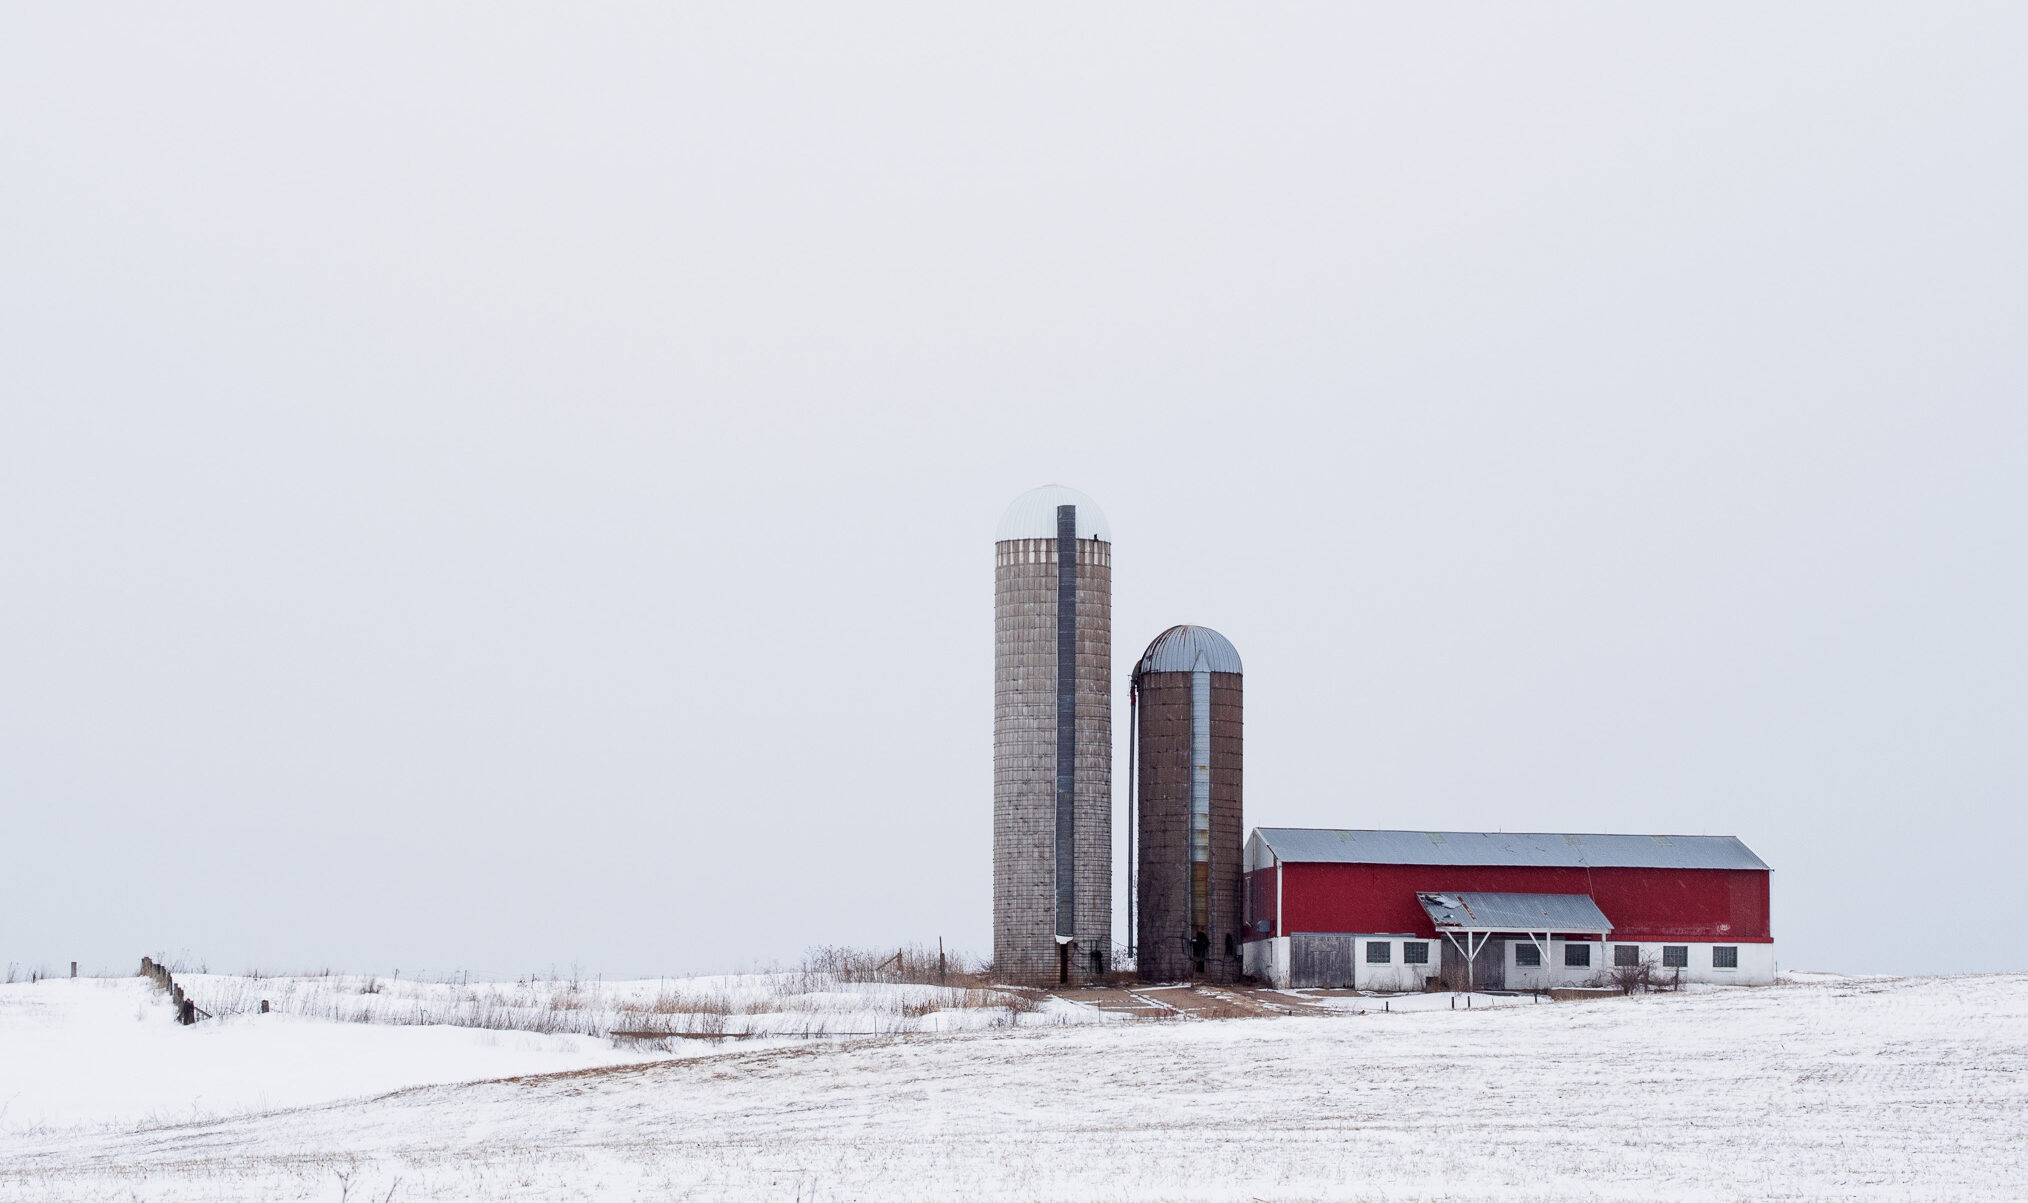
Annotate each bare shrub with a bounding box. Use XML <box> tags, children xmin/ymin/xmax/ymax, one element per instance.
<box><xmin>1000</xmin><ymin>988</ymin><xmax>1043</xmax><ymax>1016</ymax></box>
<box><xmin>897</xmin><ymin>996</ymin><xmax>943</xmax><ymax>1020</ymax></box>
<box><xmin>1605</xmin><ymin>955</ymin><xmax>1667</xmax><ymax>994</ymax></box>
<box><xmin>608</xmin><ymin>984</ymin><xmax>800</xmax><ymax>1037</ymax></box>
<box><xmin>801</xmin><ymin>944</ymin><xmax>977</xmax><ymax>986</ymax></box>
<box><xmin>642</xmin><ymin>991</ymin><xmax>713</xmax><ymax>1015</ymax></box>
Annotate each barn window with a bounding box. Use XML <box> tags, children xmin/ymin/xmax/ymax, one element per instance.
<box><xmin>1565</xmin><ymin>943</ymin><xmax>1591</xmax><ymax>968</ymax></box>
<box><xmin>1614</xmin><ymin>945</ymin><xmax>1640</xmax><ymax>967</ymax></box>
<box><xmin>1662</xmin><ymin>945</ymin><xmax>1689</xmax><ymax>968</ymax></box>
<box><xmin>1514</xmin><ymin>943</ymin><xmax>1542</xmax><ymax>967</ymax></box>
<box><xmin>1403</xmin><ymin>941</ymin><xmax>1429</xmax><ymax>965</ymax></box>
<box><xmin>1365</xmin><ymin>941</ymin><xmax>1392</xmax><ymax>964</ymax></box>
<box><xmin>1713</xmin><ymin>946</ymin><xmax>1738</xmax><ymax>969</ymax></box>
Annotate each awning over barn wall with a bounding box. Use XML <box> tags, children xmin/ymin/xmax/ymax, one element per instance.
<box><xmin>1418</xmin><ymin>891</ymin><xmax>1614</xmax><ymax>935</ymax></box>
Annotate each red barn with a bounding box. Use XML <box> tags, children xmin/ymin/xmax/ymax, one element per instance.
<box><xmin>1241</xmin><ymin>828</ymin><xmax>1774</xmax><ymax>990</ymax></box>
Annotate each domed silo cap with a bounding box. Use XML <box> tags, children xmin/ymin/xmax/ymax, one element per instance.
<box><xmin>996</xmin><ymin>484</ymin><xmax>1111</xmax><ymax>542</ymax></box>
<box><xmin>1136</xmin><ymin>625</ymin><xmax>1242</xmax><ymax>675</ymax></box>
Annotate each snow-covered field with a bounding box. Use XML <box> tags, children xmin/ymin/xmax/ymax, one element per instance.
<box><xmin>5</xmin><ymin>972</ymin><xmax>2026</xmax><ymax>1201</ymax></box>
<box><xmin>0</xmin><ymin>970</ymin><xmax>1090</xmax><ymax>1135</ymax></box>
<box><xmin>0</xmin><ymin>976</ymin><xmax>649</xmax><ymax>1135</ymax></box>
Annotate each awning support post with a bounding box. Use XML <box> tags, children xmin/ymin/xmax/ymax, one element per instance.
<box><xmin>1440</xmin><ymin>929</ymin><xmax>1493</xmax><ymax>994</ymax></box>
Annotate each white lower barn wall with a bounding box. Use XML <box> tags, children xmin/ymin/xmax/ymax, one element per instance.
<box><xmin>1353</xmin><ymin>936</ymin><xmax>1442</xmax><ymax>992</ymax></box>
<box><xmin>1502</xmin><ymin>938</ymin><xmax>1603</xmax><ymax>992</ymax></box>
<box><xmin>1251</xmin><ymin>935</ymin><xmax>1775</xmax><ymax>990</ymax></box>
<box><xmin>1242</xmin><ymin>935</ymin><xmax>1442</xmax><ymax>990</ymax></box>
<box><xmin>1622</xmin><ymin>940</ymin><xmax>1774</xmax><ymax>987</ymax></box>
<box><xmin>1504</xmin><ymin>939</ymin><xmax>1776</xmax><ymax>989</ymax></box>
<box><xmin>1243</xmin><ymin>937</ymin><xmax>1289</xmax><ymax>987</ymax></box>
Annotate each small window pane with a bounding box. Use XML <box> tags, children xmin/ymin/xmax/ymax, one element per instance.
<box><xmin>1713</xmin><ymin>945</ymin><xmax>1738</xmax><ymax>969</ymax></box>
<box><xmin>1614</xmin><ymin>944</ymin><xmax>1640</xmax><ymax>967</ymax></box>
<box><xmin>1365</xmin><ymin>941</ymin><xmax>1391</xmax><ymax>964</ymax></box>
<box><xmin>1662</xmin><ymin>945</ymin><xmax>1689</xmax><ymax>968</ymax></box>
<box><xmin>1565</xmin><ymin>943</ymin><xmax>1591</xmax><ymax>968</ymax></box>
<box><xmin>1403</xmin><ymin>941</ymin><xmax>1429</xmax><ymax>965</ymax></box>
<box><xmin>1514</xmin><ymin>943</ymin><xmax>1542</xmax><ymax>967</ymax></box>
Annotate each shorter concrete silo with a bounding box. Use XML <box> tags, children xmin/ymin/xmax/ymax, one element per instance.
<box><xmin>1131</xmin><ymin>625</ymin><xmax>1243</xmax><ymax>982</ymax></box>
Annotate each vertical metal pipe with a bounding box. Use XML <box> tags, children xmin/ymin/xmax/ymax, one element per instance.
<box><xmin>1127</xmin><ymin>676</ymin><xmax>1137</xmax><ymax>960</ymax></box>
<box><xmin>1190</xmin><ymin>662</ymin><xmax>1211</xmax><ymax>937</ymax></box>
<box><xmin>1054</xmin><ymin>505</ymin><xmax>1077</xmax><ymax>940</ymax></box>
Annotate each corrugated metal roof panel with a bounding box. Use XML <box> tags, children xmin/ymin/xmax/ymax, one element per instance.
<box><xmin>1254</xmin><ymin>828</ymin><xmax>1769</xmax><ymax>871</ymax></box>
<box><xmin>995</xmin><ymin>485</ymin><xmax>1111</xmax><ymax>542</ymax></box>
<box><xmin>1418</xmin><ymin>891</ymin><xmax>1614</xmax><ymax>934</ymax></box>
<box><xmin>1135</xmin><ymin>625</ymin><xmax>1243</xmax><ymax>675</ymax></box>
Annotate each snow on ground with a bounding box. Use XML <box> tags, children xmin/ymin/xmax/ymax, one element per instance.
<box><xmin>1276</xmin><ymin>979</ymin><xmax>1766</xmax><ymax>1014</ymax></box>
<box><xmin>1278</xmin><ymin>988</ymin><xmax>1545</xmax><ymax>1013</ymax></box>
<box><xmin>0</xmin><ymin>977</ymin><xmax>652</xmax><ymax>1135</ymax></box>
<box><xmin>0</xmin><ymin>970</ymin><xmax>1096</xmax><ymax>1136</ymax></box>
<box><xmin>5</xmin><ymin>973</ymin><xmax>2028</xmax><ymax>1201</ymax></box>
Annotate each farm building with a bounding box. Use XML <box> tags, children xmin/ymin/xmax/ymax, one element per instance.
<box><xmin>1242</xmin><ymin>828</ymin><xmax>1773</xmax><ymax>990</ymax></box>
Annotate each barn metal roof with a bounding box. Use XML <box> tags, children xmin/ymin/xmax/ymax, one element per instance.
<box><xmin>1135</xmin><ymin>625</ymin><xmax>1243</xmax><ymax>675</ymax></box>
<box><xmin>1254</xmin><ymin>828</ymin><xmax>1769</xmax><ymax>871</ymax></box>
<box><xmin>1418</xmin><ymin>891</ymin><xmax>1614</xmax><ymax>934</ymax></box>
<box><xmin>995</xmin><ymin>484</ymin><xmax>1111</xmax><ymax>542</ymax></box>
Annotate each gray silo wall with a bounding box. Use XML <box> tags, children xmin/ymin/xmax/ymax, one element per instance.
<box><xmin>993</xmin><ymin>536</ymin><xmax>1112</xmax><ymax>985</ymax></box>
<box><xmin>1136</xmin><ymin>670</ymin><xmax>1243</xmax><ymax>983</ymax></box>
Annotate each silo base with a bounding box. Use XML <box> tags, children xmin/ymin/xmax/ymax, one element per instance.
<box><xmin>994</xmin><ymin>940</ymin><xmax>1110</xmax><ymax>988</ymax></box>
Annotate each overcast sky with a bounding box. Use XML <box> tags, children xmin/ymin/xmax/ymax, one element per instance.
<box><xmin>4</xmin><ymin>5</ymin><xmax>2024</xmax><ymax>979</ymax></box>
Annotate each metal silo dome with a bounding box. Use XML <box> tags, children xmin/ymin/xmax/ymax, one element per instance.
<box><xmin>1136</xmin><ymin>625</ymin><xmax>1242</xmax><ymax>676</ymax></box>
<box><xmin>995</xmin><ymin>484</ymin><xmax>1111</xmax><ymax>542</ymax></box>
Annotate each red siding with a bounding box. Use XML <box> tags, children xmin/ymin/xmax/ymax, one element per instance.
<box><xmin>1242</xmin><ymin>862</ymin><xmax>1769</xmax><ymax>943</ymax></box>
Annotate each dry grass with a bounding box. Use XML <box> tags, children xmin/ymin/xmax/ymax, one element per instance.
<box><xmin>165</xmin><ymin>946</ymin><xmax>1061</xmax><ymax>1043</ymax></box>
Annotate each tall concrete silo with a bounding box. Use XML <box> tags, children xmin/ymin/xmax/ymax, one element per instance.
<box><xmin>1131</xmin><ymin>625</ymin><xmax>1243</xmax><ymax>982</ymax></box>
<box><xmin>994</xmin><ymin>485</ymin><xmax>1112</xmax><ymax>986</ymax></box>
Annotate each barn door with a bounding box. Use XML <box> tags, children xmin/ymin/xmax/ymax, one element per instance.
<box><xmin>1289</xmin><ymin>934</ymin><xmax>1356</xmax><ymax>988</ymax></box>
<box><xmin>1439</xmin><ymin>940</ymin><xmax>1468</xmax><ymax>990</ymax></box>
<box><xmin>1473</xmin><ymin>937</ymin><xmax>1505</xmax><ymax>991</ymax></box>
<box><xmin>1439</xmin><ymin>937</ymin><xmax>1506</xmax><ymax>991</ymax></box>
